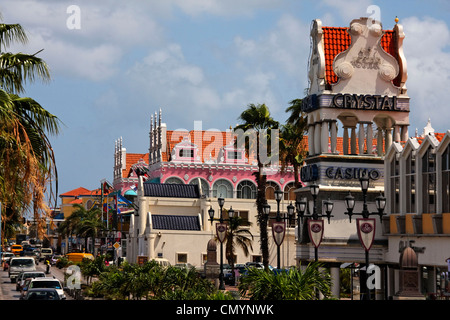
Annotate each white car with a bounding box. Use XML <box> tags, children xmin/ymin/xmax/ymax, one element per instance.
<box><xmin>27</xmin><ymin>277</ymin><xmax>66</xmax><ymax>300</ymax></box>
<box><xmin>15</xmin><ymin>271</ymin><xmax>46</xmax><ymax>291</ymax></box>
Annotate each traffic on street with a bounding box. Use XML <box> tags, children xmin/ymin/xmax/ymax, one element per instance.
<box><xmin>0</xmin><ymin>258</ymin><xmax>74</xmax><ymax>300</ymax></box>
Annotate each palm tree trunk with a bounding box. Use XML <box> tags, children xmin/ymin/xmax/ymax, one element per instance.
<box><xmin>255</xmin><ymin>163</ymin><xmax>269</xmax><ymax>270</ymax></box>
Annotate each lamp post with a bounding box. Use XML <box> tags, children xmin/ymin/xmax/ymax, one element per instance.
<box><xmin>263</xmin><ymin>190</ymin><xmax>295</xmax><ymax>269</ymax></box>
<box><xmin>295</xmin><ymin>184</ymin><xmax>334</xmax><ymax>262</ymax></box>
<box><xmin>208</xmin><ymin>197</ymin><xmax>235</xmax><ymax>290</ymax></box>
<box><xmin>344</xmin><ymin>175</ymin><xmax>386</xmax><ymax>300</ymax></box>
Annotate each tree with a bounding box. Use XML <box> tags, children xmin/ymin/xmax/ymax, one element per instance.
<box><xmin>64</xmin><ymin>203</ymin><xmax>102</xmax><ymax>253</ymax></box>
<box><xmin>0</xmin><ymin>14</ymin><xmax>60</xmax><ymax>245</ymax></box>
<box><xmin>235</xmin><ymin>103</ymin><xmax>279</xmax><ymax>270</ymax></box>
<box><xmin>224</xmin><ymin>215</ymin><xmax>253</xmax><ymax>285</ymax></box>
<box><xmin>279</xmin><ymin>123</ymin><xmax>307</xmax><ymax>188</ymax></box>
<box><xmin>238</xmin><ymin>262</ymin><xmax>332</xmax><ymax>300</ymax></box>
<box><xmin>281</xmin><ymin>98</ymin><xmax>308</xmax><ymax>187</ymax></box>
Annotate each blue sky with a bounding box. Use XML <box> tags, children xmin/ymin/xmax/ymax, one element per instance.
<box><xmin>1</xmin><ymin>0</ymin><xmax>450</xmax><ymax>205</ymax></box>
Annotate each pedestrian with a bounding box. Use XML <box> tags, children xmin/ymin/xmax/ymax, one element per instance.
<box><xmin>45</xmin><ymin>258</ymin><xmax>50</xmax><ymax>274</ymax></box>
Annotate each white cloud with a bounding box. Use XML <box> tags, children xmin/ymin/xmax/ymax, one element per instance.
<box><xmin>1</xmin><ymin>0</ymin><xmax>163</xmax><ymax>81</ymax></box>
<box><xmin>401</xmin><ymin>16</ymin><xmax>450</xmax><ymax>132</ymax></box>
<box><xmin>168</xmin><ymin>0</ymin><xmax>285</xmax><ymax>17</ymax></box>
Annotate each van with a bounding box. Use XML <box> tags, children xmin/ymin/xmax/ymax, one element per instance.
<box><xmin>8</xmin><ymin>257</ymin><xmax>36</xmax><ymax>282</ymax></box>
<box><xmin>66</xmin><ymin>252</ymin><xmax>94</xmax><ymax>263</ymax></box>
<box><xmin>39</xmin><ymin>248</ymin><xmax>53</xmax><ymax>261</ymax></box>
<box><xmin>153</xmin><ymin>258</ymin><xmax>170</xmax><ymax>267</ymax></box>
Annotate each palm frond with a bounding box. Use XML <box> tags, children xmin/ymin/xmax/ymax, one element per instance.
<box><xmin>0</xmin><ymin>23</ymin><xmax>28</xmax><ymax>50</ymax></box>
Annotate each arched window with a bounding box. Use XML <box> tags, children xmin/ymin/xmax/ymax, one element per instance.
<box><xmin>390</xmin><ymin>155</ymin><xmax>400</xmax><ymax>214</ymax></box>
<box><xmin>284</xmin><ymin>182</ymin><xmax>296</xmax><ymax>200</ymax></box>
<box><xmin>405</xmin><ymin>153</ymin><xmax>416</xmax><ymax>213</ymax></box>
<box><xmin>189</xmin><ymin>178</ymin><xmax>210</xmax><ymax>197</ymax></box>
<box><xmin>237</xmin><ymin>181</ymin><xmax>257</xmax><ymax>199</ymax></box>
<box><xmin>265</xmin><ymin>181</ymin><xmax>280</xmax><ymax>200</ymax></box>
<box><xmin>422</xmin><ymin>148</ymin><xmax>436</xmax><ymax>213</ymax></box>
<box><xmin>164</xmin><ymin>177</ymin><xmax>184</xmax><ymax>184</ymax></box>
<box><xmin>212</xmin><ymin>179</ymin><xmax>234</xmax><ymax>198</ymax></box>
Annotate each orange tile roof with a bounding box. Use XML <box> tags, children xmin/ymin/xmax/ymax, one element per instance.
<box><xmin>60</xmin><ymin>187</ymin><xmax>92</xmax><ymax>197</ymax></box>
<box><xmin>122</xmin><ymin>153</ymin><xmax>149</xmax><ymax>178</ymax></box>
<box><xmin>322</xmin><ymin>27</ymin><xmax>397</xmax><ymax>86</ymax></box>
<box><xmin>163</xmin><ymin>130</ymin><xmax>258</xmax><ymax>163</ymax></box>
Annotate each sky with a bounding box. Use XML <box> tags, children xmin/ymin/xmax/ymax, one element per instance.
<box><xmin>1</xmin><ymin>0</ymin><xmax>450</xmax><ymax>206</ymax></box>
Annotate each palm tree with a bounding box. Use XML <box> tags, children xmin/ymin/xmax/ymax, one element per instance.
<box><xmin>279</xmin><ymin>123</ymin><xmax>307</xmax><ymax>188</ymax></box>
<box><xmin>0</xmin><ymin>14</ymin><xmax>59</xmax><ymax>245</ymax></box>
<box><xmin>282</xmin><ymin>98</ymin><xmax>308</xmax><ymax>188</ymax></box>
<box><xmin>225</xmin><ymin>215</ymin><xmax>253</xmax><ymax>285</ymax></box>
<box><xmin>238</xmin><ymin>261</ymin><xmax>332</xmax><ymax>300</ymax></box>
<box><xmin>57</xmin><ymin>206</ymin><xmax>83</xmax><ymax>252</ymax></box>
<box><xmin>69</xmin><ymin>203</ymin><xmax>103</xmax><ymax>253</ymax></box>
<box><xmin>235</xmin><ymin>103</ymin><xmax>279</xmax><ymax>270</ymax></box>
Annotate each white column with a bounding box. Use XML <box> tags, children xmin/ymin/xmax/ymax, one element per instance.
<box><xmin>401</xmin><ymin>125</ymin><xmax>409</xmax><ymax>141</ymax></box>
<box><xmin>330</xmin><ymin>120</ymin><xmax>337</xmax><ymax>154</ymax></box>
<box><xmin>321</xmin><ymin>120</ymin><xmax>330</xmax><ymax>154</ymax></box>
<box><xmin>314</xmin><ymin>122</ymin><xmax>321</xmax><ymax>155</ymax></box>
<box><xmin>308</xmin><ymin>124</ymin><xmax>315</xmax><ymax>156</ymax></box>
<box><xmin>343</xmin><ymin>127</ymin><xmax>349</xmax><ymax>155</ymax></box>
<box><xmin>358</xmin><ymin>122</ymin><xmax>365</xmax><ymax>155</ymax></box>
<box><xmin>377</xmin><ymin>128</ymin><xmax>383</xmax><ymax>156</ymax></box>
<box><xmin>385</xmin><ymin>128</ymin><xmax>393</xmax><ymax>153</ymax></box>
<box><xmin>367</xmin><ymin>122</ymin><xmax>373</xmax><ymax>154</ymax></box>
<box><xmin>350</xmin><ymin>126</ymin><xmax>357</xmax><ymax>155</ymax></box>
<box><xmin>330</xmin><ymin>267</ymin><xmax>340</xmax><ymax>298</ymax></box>
<box><xmin>393</xmin><ymin>125</ymin><xmax>401</xmax><ymax>143</ymax></box>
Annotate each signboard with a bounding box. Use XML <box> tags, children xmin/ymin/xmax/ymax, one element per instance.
<box><xmin>357</xmin><ymin>218</ymin><xmax>376</xmax><ymax>251</ymax></box>
<box><xmin>137</xmin><ymin>255</ymin><xmax>148</xmax><ymax>266</ymax></box>
<box><xmin>272</xmin><ymin>221</ymin><xmax>286</xmax><ymax>247</ymax></box>
<box><xmin>301</xmin><ymin>93</ymin><xmax>409</xmax><ymax>113</ymax></box>
<box><xmin>308</xmin><ymin>220</ymin><xmax>324</xmax><ymax>248</ymax></box>
<box><xmin>216</xmin><ymin>223</ymin><xmax>227</xmax><ymax>243</ymax></box>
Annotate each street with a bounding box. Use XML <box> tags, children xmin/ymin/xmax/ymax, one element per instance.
<box><xmin>0</xmin><ymin>262</ymin><xmax>73</xmax><ymax>300</ymax></box>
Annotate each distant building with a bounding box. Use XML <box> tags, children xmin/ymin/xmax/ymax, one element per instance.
<box><xmin>119</xmin><ymin>110</ymin><xmax>300</xmax><ymax>267</ymax></box>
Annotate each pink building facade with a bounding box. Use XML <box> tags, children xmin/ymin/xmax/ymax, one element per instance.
<box><xmin>145</xmin><ymin>110</ymin><xmax>298</xmax><ymax>201</ymax></box>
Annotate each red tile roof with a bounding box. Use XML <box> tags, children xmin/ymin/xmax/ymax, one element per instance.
<box><xmin>163</xmin><ymin>130</ymin><xmax>258</xmax><ymax>163</ymax></box>
<box><xmin>60</xmin><ymin>187</ymin><xmax>92</xmax><ymax>197</ymax></box>
<box><xmin>322</xmin><ymin>27</ymin><xmax>398</xmax><ymax>86</ymax></box>
<box><xmin>60</xmin><ymin>187</ymin><xmax>102</xmax><ymax>197</ymax></box>
<box><xmin>122</xmin><ymin>153</ymin><xmax>149</xmax><ymax>178</ymax></box>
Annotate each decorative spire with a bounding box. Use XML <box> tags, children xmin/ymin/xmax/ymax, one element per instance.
<box><xmin>421</xmin><ymin>118</ymin><xmax>435</xmax><ymax>137</ymax></box>
<box><xmin>395</xmin><ymin>16</ymin><xmax>399</xmax><ymax>24</ymax></box>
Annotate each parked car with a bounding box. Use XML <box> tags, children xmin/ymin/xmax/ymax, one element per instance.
<box><xmin>27</xmin><ymin>277</ymin><xmax>66</xmax><ymax>300</ymax></box>
<box><xmin>15</xmin><ymin>271</ymin><xmax>46</xmax><ymax>291</ymax></box>
<box><xmin>1</xmin><ymin>252</ymin><xmax>14</xmax><ymax>270</ymax></box>
<box><xmin>65</xmin><ymin>252</ymin><xmax>94</xmax><ymax>263</ymax></box>
<box><xmin>22</xmin><ymin>288</ymin><xmax>61</xmax><ymax>300</ymax></box>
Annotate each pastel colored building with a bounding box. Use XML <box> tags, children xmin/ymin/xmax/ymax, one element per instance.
<box><xmin>298</xmin><ymin>16</ymin><xmax>410</xmax><ymax>299</ymax></box>
<box><xmin>116</xmin><ymin>110</ymin><xmax>300</xmax><ymax>268</ymax></box>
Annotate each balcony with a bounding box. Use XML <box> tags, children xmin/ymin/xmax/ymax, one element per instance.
<box><xmin>383</xmin><ymin>213</ymin><xmax>450</xmax><ymax>236</ymax></box>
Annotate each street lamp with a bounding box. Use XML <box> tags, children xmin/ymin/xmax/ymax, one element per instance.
<box><xmin>344</xmin><ymin>176</ymin><xmax>386</xmax><ymax>300</ymax></box>
<box><xmin>264</xmin><ymin>190</ymin><xmax>295</xmax><ymax>269</ymax></box>
<box><xmin>294</xmin><ymin>184</ymin><xmax>334</xmax><ymax>262</ymax></box>
<box><xmin>208</xmin><ymin>197</ymin><xmax>235</xmax><ymax>290</ymax></box>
